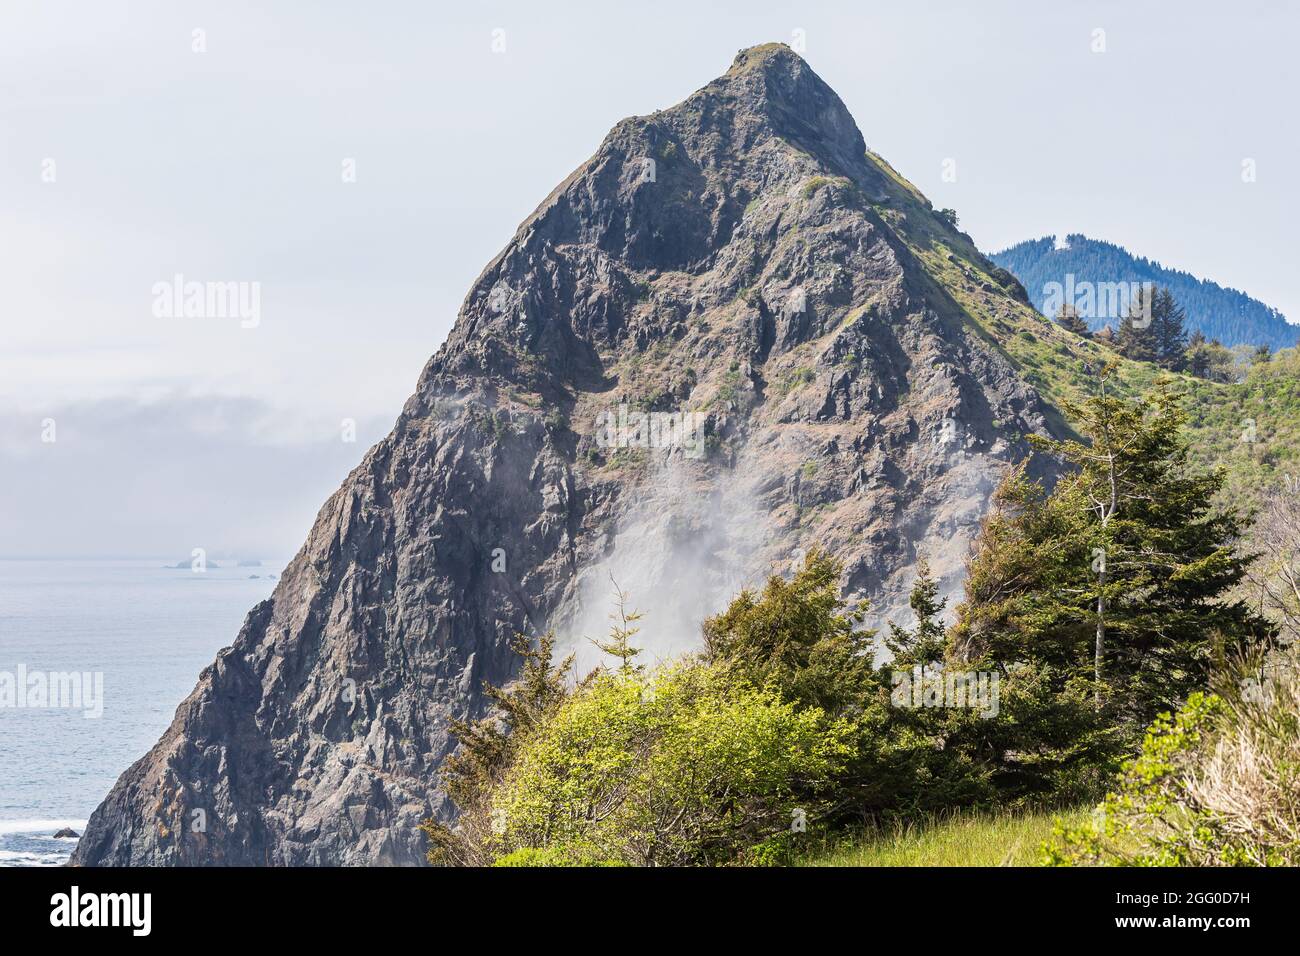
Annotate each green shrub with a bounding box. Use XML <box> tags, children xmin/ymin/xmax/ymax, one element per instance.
<box><xmin>491</xmin><ymin>662</ymin><xmax>856</xmax><ymax>866</ymax></box>
<box><xmin>703</xmin><ymin>550</ymin><xmax>874</xmax><ymax>715</ymax></box>
<box><xmin>1043</xmin><ymin>693</ymin><xmax>1231</xmax><ymax>865</ymax></box>
<box><xmin>1044</xmin><ymin>662</ymin><xmax>1300</xmax><ymax>867</ymax></box>
<box><xmin>802</xmin><ymin>176</ymin><xmax>830</xmax><ymax>199</ymax></box>
<box><xmin>777</xmin><ymin>366</ymin><xmax>817</xmax><ymax>396</ymax></box>
<box><xmin>492</xmin><ymin>846</ymin><xmax>625</xmax><ymax>867</ymax></box>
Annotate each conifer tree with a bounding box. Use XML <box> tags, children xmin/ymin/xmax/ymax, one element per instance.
<box><xmin>886</xmin><ymin>559</ymin><xmax>947</xmax><ymax>667</ymax></box>
<box><xmin>1185</xmin><ymin>329</ymin><xmax>1209</xmax><ymax>377</ymax></box>
<box><xmin>1115</xmin><ymin>286</ymin><xmax>1159</xmax><ymax>363</ymax></box>
<box><xmin>1055</xmin><ymin>303</ymin><xmax>1091</xmax><ymax>337</ymax></box>
<box><xmin>1151</xmin><ymin>288</ymin><xmax>1188</xmax><ymax>370</ymax></box>
<box><xmin>421</xmin><ymin>631</ymin><xmax>573</xmax><ymax>865</ymax></box>
<box><xmin>703</xmin><ymin>549</ymin><xmax>874</xmax><ymax>715</ymax></box>
<box><xmin>1116</xmin><ymin>287</ymin><xmax>1187</xmax><ymax>370</ymax></box>
<box><xmin>949</xmin><ymin>371</ymin><xmax>1272</xmax><ymax>737</ymax></box>
<box><xmin>1185</xmin><ymin>330</ymin><xmax>1242</xmax><ymax>382</ymax></box>
<box><xmin>590</xmin><ymin>578</ymin><xmax>644</xmax><ymax>673</ymax></box>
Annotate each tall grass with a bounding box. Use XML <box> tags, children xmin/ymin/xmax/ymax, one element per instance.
<box><xmin>797</xmin><ymin>807</ymin><xmax>1091</xmax><ymax>867</ymax></box>
<box><xmin>1185</xmin><ymin>654</ymin><xmax>1300</xmax><ymax>861</ymax></box>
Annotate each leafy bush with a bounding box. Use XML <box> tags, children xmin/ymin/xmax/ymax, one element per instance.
<box><xmin>491</xmin><ymin>662</ymin><xmax>855</xmax><ymax>866</ymax></box>
<box><xmin>492</xmin><ymin>846</ymin><xmax>625</xmax><ymax>867</ymax></box>
<box><xmin>1044</xmin><ymin>693</ymin><xmax>1232</xmax><ymax>865</ymax></box>
<box><xmin>1045</xmin><ymin>650</ymin><xmax>1300</xmax><ymax>866</ymax></box>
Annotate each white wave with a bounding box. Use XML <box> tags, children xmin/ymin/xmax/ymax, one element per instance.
<box><xmin>0</xmin><ymin>818</ymin><xmax>86</xmax><ymax>836</ymax></box>
<box><xmin>0</xmin><ymin>849</ymin><xmax>70</xmax><ymax>866</ymax></box>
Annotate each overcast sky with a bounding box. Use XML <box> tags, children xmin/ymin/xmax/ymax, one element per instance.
<box><xmin>2</xmin><ymin>0</ymin><xmax>1295</xmax><ymax>557</ymax></box>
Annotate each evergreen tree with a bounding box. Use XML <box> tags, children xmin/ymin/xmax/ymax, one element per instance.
<box><xmin>589</xmin><ymin>578</ymin><xmax>644</xmax><ymax>673</ymax></box>
<box><xmin>1185</xmin><ymin>330</ymin><xmax>1210</xmax><ymax>378</ymax></box>
<box><xmin>703</xmin><ymin>549</ymin><xmax>874</xmax><ymax>715</ymax></box>
<box><xmin>1054</xmin><ymin>303</ymin><xmax>1091</xmax><ymax>337</ymax></box>
<box><xmin>1151</xmin><ymin>288</ymin><xmax>1188</xmax><ymax>370</ymax></box>
<box><xmin>877</xmin><ymin>558</ymin><xmax>1008</xmax><ymax>810</ymax></box>
<box><xmin>421</xmin><ymin>631</ymin><xmax>574</xmax><ymax>865</ymax></box>
<box><xmin>1185</xmin><ymin>332</ymin><xmax>1239</xmax><ymax>383</ymax></box>
<box><xmin>1111</xmin><ymin>286</ymin><xmax>1187</xmax><ymax>370</ymax></box>
<box><xmin>707</xmin><ymin>550</ymin><xmax>997</xmax><ymax>816</ymax></box>
<box><xmin>886</xmin><ymin>559</ymin><xmax>947</xmax><ymax>666</ymax></box>
<box><xmin>949</xmin><ymin>372</ymin><xmax>1272</xmax><ymax>740</ymax></box>
<box><xmin>1115</xmin><ymin>286</ymin><xmax>1160</xmax><ymax>363</ymax></box>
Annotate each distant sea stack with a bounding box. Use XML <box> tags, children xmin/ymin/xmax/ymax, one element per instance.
<box><xmin>73</xmin><ymin>44</ymin><xmax>1061</xmax><ymax>866</ymax></box>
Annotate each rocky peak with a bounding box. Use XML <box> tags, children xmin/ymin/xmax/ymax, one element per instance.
<box><xmin>426</xmin><ymin>45</ymin><xmax>885</xmax><ymax>386</ymax></box>
<box><xmin>72</xmin><ymin>46</ymin><xmax>1060</xmax><ymax>867</ymax></box>
<box><xmin>709</xmin><ymin>43</ymin><xmax>876</xmax><ymax>183</ymax></box>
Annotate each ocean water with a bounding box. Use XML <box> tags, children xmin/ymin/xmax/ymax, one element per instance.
<box><xmin>0</xmin><ymin>559</ymin><xmax>280</xmax><ymax>866</ymax></box>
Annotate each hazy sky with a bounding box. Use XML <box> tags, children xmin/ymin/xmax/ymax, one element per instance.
<box><xmin>2</xmin><ymin>0</ymin><xmax>1295</xmax><ymax>557</ymax></box>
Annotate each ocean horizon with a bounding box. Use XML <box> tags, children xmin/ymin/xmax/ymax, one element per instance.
<box><xmin>0</xmin><ymin>558</ymin><xmax>282</xmax><ymax>865</ymax></box>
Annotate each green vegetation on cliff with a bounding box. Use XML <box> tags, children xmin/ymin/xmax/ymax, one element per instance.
<box><xmin>425</xmin><ymin>377</ymin><xmax>1274</xmax><ymax>866</ymax></box>
<box><xmin>867</xmin><ymin>153</ymin><xmax>1300</xmax><ymax>514</ymax></box>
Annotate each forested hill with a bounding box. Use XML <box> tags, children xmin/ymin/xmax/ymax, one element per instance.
<box><xmin>991</xmin><ymin>234</ymin><xmax>1297</xmax><ymax>350</ymax></box>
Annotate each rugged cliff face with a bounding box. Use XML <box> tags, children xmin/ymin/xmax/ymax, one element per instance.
<box><xmin>73</xmin><ymin>44</ymin><xmax>1061</xmax><ymax>866</ymax></box>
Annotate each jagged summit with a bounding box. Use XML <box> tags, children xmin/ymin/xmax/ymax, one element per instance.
<box><xmin>73</xmin><ymin>47</ymin><xmax>1059</xmax><ymax>866</ymax></box>
<box><xmin>712</xmin><ymin>43</ymin><xmax>877</xmax><ymax>182</ymax></box>
<box><xmin>426</xmin><ymin>42</ymin><xmax>885</xmax><ymax>399</ymax></box>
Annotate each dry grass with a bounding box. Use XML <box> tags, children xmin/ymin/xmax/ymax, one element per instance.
<box><xmin>1186</xmin><ymin>657</ymin><xmax>1300</xmax><ymax>861</ymax></box>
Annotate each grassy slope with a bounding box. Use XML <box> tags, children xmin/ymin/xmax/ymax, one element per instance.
<box><xmin>867</xmin><ymin>151</ymin><xmax>1298</xmax><ymax>508</ymax></box>
<box><xmin>797</xmin><ymin>806</ymin><xmax>1091</xmax><ymax>867</ymax></box>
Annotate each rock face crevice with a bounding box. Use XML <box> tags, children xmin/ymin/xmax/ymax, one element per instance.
<box><xmin>73</xmin><ymin>43</ymin><xmax>1060</xmax><ymax>866</ymax></box>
